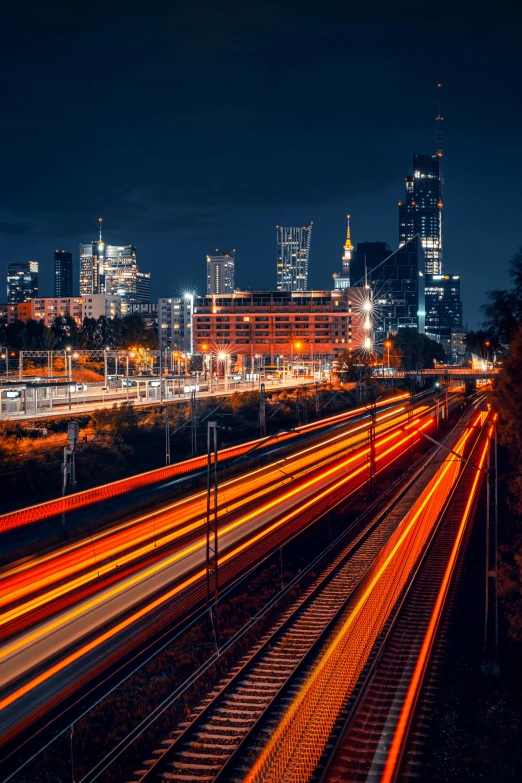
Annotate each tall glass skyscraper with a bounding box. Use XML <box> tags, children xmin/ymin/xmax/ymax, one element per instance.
<box><xmin>7</xmin><ymin>261</ymin><xmax>38</xmax><ymax>304</ymax></box>
<box><xmin>54</xmin><ymin>250</ymin><xmax>73</xmax><ymax>297</ymax></box>
<box><xmin>398</xmin><ymin>153</ymin><xmax>443</xmax><ymax>275</ymax></box>
<box><xmin>79</xmin><ymin>240</ymin><xmax>105</xmax><ymax>296</ymax></box>
<box><xmin>276</xmin><ymin>224</ymin><xmax>312</xmax><ymax>291</ymax></box>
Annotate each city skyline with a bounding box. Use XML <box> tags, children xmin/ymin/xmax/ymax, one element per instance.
<box><xmin>1</xmin><ymin>3</ymin><xmax>521</xmax><ymax>329</ymax></box>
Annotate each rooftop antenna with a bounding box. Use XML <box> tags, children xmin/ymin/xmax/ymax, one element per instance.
<box><xmin>98</xmin><ymin>217</ymin><xmax>103</xmax><ymax>242</ymax></box>
<box><xmin>436</xmin><ymin>83</ymin><xmax>443</xmax><ymax>158</ymax></box>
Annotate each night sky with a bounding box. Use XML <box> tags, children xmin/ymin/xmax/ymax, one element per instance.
<box><xmin>2</xmin><ymin>0</ymin><xmax>521</xmax><ymax>328</ymax></box>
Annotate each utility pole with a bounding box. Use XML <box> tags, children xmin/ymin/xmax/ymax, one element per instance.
<box><xmin>296</xmin><ymin>387</ymin><xmax>300</xmax><ymax>426</ymax></box>
<box><xmin>302</xmin><ymin>384</ymin><xmax>308</xmax><ymax>423</ymax></box>
<box><xmin>206</xmin><ymin>421</ymin><xmax>219</xmax><ymax>604</ymax></box>
<box><xmin>159</xmin><ymin>348</ymin><xmax>163</xmax><ymax>403</ymax></box>
<box><xmin>315</xmin><ymin>381</ymin><xmax>320</xmax><ymax>416</ymax></box>
<box><xmin>62</xmin><ymin>420</ymin><xmax>79</xmax><ymax>504</ymax></box>
<box><xmin>190</xmin><ymin>388</ymin><xmax>197</xmax><ymax>456</ymax></box>
<box><xmin>259</xmin><ymin>382</ymin><xmax>266</xmax><ymax>437</ymax></box>
<box><xmin>368</xmin><ymin>402</ymin><xmax>376</xmax><ymax>498</ymax></box>
<box><xmin>165</xmin><ymin>409</ymin><xmax>170</xmax><ymax>465</ymax></box>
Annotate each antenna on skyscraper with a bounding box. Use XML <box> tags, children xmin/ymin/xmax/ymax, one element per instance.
<box><xmin>98</xmin><ymin>217</ymin><xmax>103</xmax><ymax>242</ymax></box>
<box><xmin>436</xmin><ymin>83</ymin><xmax>443</xmax><ymax>157</ymax></box>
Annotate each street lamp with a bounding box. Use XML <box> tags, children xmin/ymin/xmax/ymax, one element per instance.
<box><xmin>485</xmin><ymin>340</ymin><xmax>491</xmax><ymax>369</ymax></box>
<box><xmin>126</xmin><ymin>351</ymin><xmax>135</xmax><ymax>401</ymax></box>
<box><xmin>184</xmin><ymin>292</ymin><xmax>194</xmax><ymax>355</ymax></box>
<box><xmin>218</xmin><ymin>351</ymin><xmax>228</xmax><ymax>390</ymax></box>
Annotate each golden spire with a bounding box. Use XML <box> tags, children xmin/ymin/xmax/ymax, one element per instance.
<box><xmin>344</xmin><ymin>214</ymin><xmax>353</xmax><ymax>251</ymax></box>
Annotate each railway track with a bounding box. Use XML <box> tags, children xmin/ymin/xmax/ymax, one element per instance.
<box><xmin>122</xmin><ymin>405</ymin><xmax>477</xmax><ymax>783</ymax></box>
<box><xmin>318</xmin><ymin>413</ymin><xmax>492</xmax><ymax>783</ymax></box>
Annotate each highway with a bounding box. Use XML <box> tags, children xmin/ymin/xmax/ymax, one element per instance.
<box><xmin>0</xmin><ymin>392</ymin><xmax>450</xmax><ymax>750</ymax></box>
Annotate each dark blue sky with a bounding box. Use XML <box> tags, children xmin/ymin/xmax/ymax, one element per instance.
<box><xmin>1</xmin><ymin>0</ymin><xmax>521</xmax><ymax>327</ymax></box>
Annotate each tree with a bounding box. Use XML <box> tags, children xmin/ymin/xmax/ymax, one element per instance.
<box><xmin>392</xmin><ymin>329</ymin><xmax>446</xmax><ymax>370</ymax></box>
<box><xmin>482</xmin><ymin>247</ymin><xmax>522</xmax><ymax>344</ymax></box>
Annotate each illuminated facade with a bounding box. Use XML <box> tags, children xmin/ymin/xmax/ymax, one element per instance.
<box><xmin>158</xmin><ymin>297</ymin><xmax>192</xmax><ymax>353</ymax></box>
<box><xmin>15</xmin><ymin>295</ymin><xmax>121</xmax><ymax>328</ymax></box>
<box><xmin>333</xmin><ymin>215</ymin><xmax>353</xmax><ymax>290</ymax></box>
<box><xmin>207</xmin><ymin>250</ymin><xmax>235</xmax><ymax>295</ymax></box>
<box><xmin>276</xmin><ymin>225</ymin><xmax>312</xmax><ymax>291</ymax></box>
<box><xmin>398</xmin><ymin>153</ymin><xmax>443</xmax><ymax>275</ymax></box>
<box><xmin>193</xmin><ymin>289</ymin><xmax>365</xmax><ymax>361</ymax></box>
<box><xmin>54</xmin><ymin>250</ymin><xmax>73</xmax><ymax>297</ymax></box>
<box><xmin>7</xmin><ymin>261</ymin><xmax>38</xmax><ymax>304</ymax></box>
<box><xmin>79</xmin><ymin>241</ymin><xmax>105</xmax><ymax>296</ymax></box>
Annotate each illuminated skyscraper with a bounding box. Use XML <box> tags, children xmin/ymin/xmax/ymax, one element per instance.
<box><xmin>54</xmin><ymin>250</ymin><xmax>73</xmax><ymax>297</ymax></box>
<box><xmin>276</xmin><ymin>224</ymin><xmax>312</xmax><ymax>291</ymax></box>
<box><xmin>207</xmin><ymin>250</ymin><xmax>235</xmax><ymax>294</ymax></box>
<box><xmin>79</xmin><ymin>219</ymin><xmax>105</xmax><ymax>296</ymax></box>
<box><xmin>79</xmin><ymin>220</ymin><xmax>143</xmax><ymax>310</ymax></box>
<box><xmin>7</xmin><ymin>261</ymin><xmax>38</xmax><ymax>304</ymax></box>
<box><xmin>333</xmin><ymin>215</ymin><xmax>353</xmax><ymax>290</ymax></box>
<box><xmin>398</xmin><ymin>90</ymin><xmax>444</xmax><ymax>275</ymax></box>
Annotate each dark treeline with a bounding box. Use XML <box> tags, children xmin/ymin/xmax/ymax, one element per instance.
<box><xmin>480</xmin><ymin>248</ymin><xmax>522</xmax><ymax>642</ymax></box>
<box><xmin>0</xmin><ymin>312</ymin><xmax>158</xmax><ymax>351</ymax></box>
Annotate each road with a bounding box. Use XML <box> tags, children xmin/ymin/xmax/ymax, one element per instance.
<box><xmin>0</xmin><ymin>391</ymin><xmax>461</xmax><ymax>754</ymax></box>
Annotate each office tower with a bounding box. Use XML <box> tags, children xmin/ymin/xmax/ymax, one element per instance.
<box><xmin>54</xmin><ymin>250</ymin><xmax>73</xmax><ymax>297</ymax></box>
<box><xmin>369</xmin><ymin>236</ymin><xmax>425</xmax><ymax>336</ymax></box>
<box><xmin>7</xmin><ymin>261</ymin><xmax>38</xmax><ymax>304</ymax></box>
<box><xmin>206</xmin><ymin>250</ymin><xmax>235</xmax><ymax>294</ymax></box>
<box><xmin>276</xmin><ymin>224</ymin><xmax>312</xmax><ymax>291</ymax></box>
<box><xmin>350</xmin><ymin>242</ymin><xmax>392</xmax><ymax>288</ymax></box>
<box><xmin>333</xmin><ymin>215</ymin><xmax>353</xmax><ymax>290</ymax></box>
<box><xmin>135</xmin><ymin>271</ymin><xmax>151</xmax><ymax>303</ymax></box>
<box><xmin>103</xmin><ymin>245</ymin><xmax>138</xmax><ymax>305</ymax></box>
<box><xmin>80</xmin><ymin>219</ymin><xmax>105</xmax><ymax>295</ymax></box>
<box><xmin>158</xmin><ymin>297</ymin><xmax>193</xmax><ymax>353</ymax></box>
<box><xmin>399</xmin><ymin>95</ymin><xmax>444</xmax><ymax>275</ymax></box>
<box><xmin>425</xmin><ymin>273</ymin><xmax>463</xmax><ymax>338</ymax></box>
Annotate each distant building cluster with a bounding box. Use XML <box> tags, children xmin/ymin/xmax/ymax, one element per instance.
<box><xmin>1</xmin><ymin>97</ymin><xmax>467</xmax><ymax>364</ymax></box>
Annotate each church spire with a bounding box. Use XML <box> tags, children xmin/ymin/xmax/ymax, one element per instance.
<box><xmin>344</xmin><ymin>214</ymin><xmax>354</xmax><ymax>252</ymax></box>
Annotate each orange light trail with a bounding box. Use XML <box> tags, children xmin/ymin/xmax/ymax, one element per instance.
<box><xmin>381</xmin><ymin>420</ymin><xmax>493</xmax><ymax>783</ymax></box>
<box><xmin>0</xmin><ymin>394</ymin><xmax>411</xmax><ymax>533</ymax></box>
<box><xmin>0</xmin><ymin>404</ymin><xmax>429</xmax><ymax>717</ymax></box>
<box><xmin>0</xmin><ymin>405</ymin><xmax>414</xmax><ymax>623</ymax></box>
<box><xmin>244</xmin><ymin>413</ymin><xmax>484</xmax><ymax>783</ymax></box>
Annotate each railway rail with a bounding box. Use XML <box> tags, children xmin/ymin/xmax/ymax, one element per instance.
<box><xmin>119</xmin><ymin>401</ymin><xmax>483</xmax><ymax>783</ymax></box>
<box><xmin>319</xmin><ymin>413</ymin><xmax>494</xmax><ymax>783</ymax></box>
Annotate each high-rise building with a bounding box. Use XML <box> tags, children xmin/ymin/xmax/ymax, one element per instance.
<box><xmin>54</xmin><ymin>250</ymin><xmax>73</xmax><ymax>297</ymax></box>
<box><xmin>158</xmin><ymin>297</ymin><xmax>193</xmax><ymax>353</ymax></box>
<box><xmin>79</xmin><ymin>220</ymin><xmax>142</xmax><ymax>311</ymax></box>
<box><xmin>333</xmin><ymin>215</ymin><xmax>353</xmax><ymax>290</ymax></box>
<box><xmin>7</xmin><ymin>261</ymin><xmax>38</xmax><ymax>304</ymax></box>
<box><xmin>103</xmin><ymin>245</ymin><xmax>137</xmax><ymax>304</ymax></box>
<box><xmin>276</xmin><ymin>224</ymin><xmax>312</xmax><ymax>291</ymax></box>
<box><xmin>398</xmin><ymin>153</ymin><xmax>443</xmax><ymax>275</ymax></box>
<box><xmin>206</xmin><ymin>250</ymin><xmax>235</xmax><ymax>295</ymax></box>
<box><xmin>425</xmin><ymin>273</ymin><xmax>463</xmax><ymax>338</ymax></box>
<box><xmin>135</xmin><ymin>271</ymin><xmax>151</xmax><ymax>303</ymax></box>
<box><xmin>369</xmin><ymin>236</ymin><xmax>426</xmax><ymax>336</ymax></box>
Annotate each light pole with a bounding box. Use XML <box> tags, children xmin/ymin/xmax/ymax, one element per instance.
<box><xmin>126</xmin><ymin>351</ymin><xmax>135</xmax><ymax>402</ymax></box>
<box><xmin>485</xmin><ymin>340</ymin><xmax>491</xmax><ymax>370</ymax></box>
<box><xmin>1</xmin><ymin>347</ymin><xmax>7</xmax><ymax>378</ymax></box>
<box><xmin>184</xmin><ymin>292</ymin><xmax>194</xmax><ymax>356</ymax></box>
<box><xmin>218</xmin><ymin>351</ymin><xmax>228</xmax><ymax>391</ymax></box>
